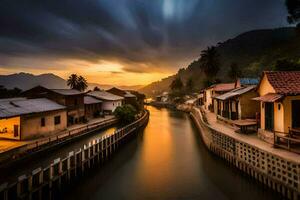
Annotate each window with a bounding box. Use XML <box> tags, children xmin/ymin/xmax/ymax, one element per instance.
<box><xmin>41</xmin><ymin>117</ymin><xmax>45</xmax><ymax>127</ymax></box>
<box><xmin>74</xmin><ymin>99</ymin><xmax>78</xmax><ymax>106</ymax></box>
<box><xmin>54</xmin><ymin>116</ymin><xmax>61</xmax><ymax>125</ymax></box>
<box><xmin>278</xmin><ymin>104</ymin><xmax>281</xmax><ymax>110</ymax></box>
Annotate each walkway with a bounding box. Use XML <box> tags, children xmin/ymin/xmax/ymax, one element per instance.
<box><xmin>0</xmin><ymin>115</ymin><xmax>116</xmax><ymax>154</ymax></box>
<box><xmin>203</xmin><ymin>108</ymin><xmax>300</xmax><ymax>164</ymax></box>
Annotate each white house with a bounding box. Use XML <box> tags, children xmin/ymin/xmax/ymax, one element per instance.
<box><xmin>87</xmin><ymin>91</ymin><xmax>124</xmax><ymax>113</ymax></box>
<box><xmin>0</xmin><ymin>98</ymin><xmax>67</xmax><ymax>140</ymax></box>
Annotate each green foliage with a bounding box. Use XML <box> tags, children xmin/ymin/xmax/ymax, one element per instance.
<box><xmin>186</xmin><ymin>77</ymin><xmax>194</xmax><ymax>92</ymax></box>
<box><xmin>199</xmin><ymin>46</ymin><xmax>220</xmax><ymax>78</ymax></box>
<box><xmin>274</xmin><ymin>58</ymin><xmax>300</xmax><ymax>71</ymax></box>
<box><xmin>113</xmin><ymin>104</ymin><xmax>137</xmax><ymax>125</ymax></box>
<box><xmin>228</xmin><ymin>62</ymin><xmax>242</xmax><ymax>81</ymax></box>
<box><xmin>0</xmin><ymin>86</ymin><xmax>22</xmax><ymax>99</ymax></box>
<box><xmin>67</xmin><ymin>74</ymin><xmax>88</xmax><ymax>91</ymax></box>
<box><xmin>170</xmin><ymin>77</ymin><xmax>183</xmax><ymax>91</ymax></box>
<box><xmin>285</xmin><ymin>0</ymin><xmax>300</xmax><ymax>24</ymax></box>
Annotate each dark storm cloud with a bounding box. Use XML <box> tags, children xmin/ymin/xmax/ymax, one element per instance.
<box><xmin>0</xmin><ymin>0</ymin><xmax>288</xmax><ymax>73</ymax></box>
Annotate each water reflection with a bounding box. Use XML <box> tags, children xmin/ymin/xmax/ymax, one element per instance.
<box><xmin>63</xmin><ymin>106</ymin><xmax>279</xmax><ymax>200</ymax></box>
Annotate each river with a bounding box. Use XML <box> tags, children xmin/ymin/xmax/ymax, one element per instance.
<box><xmin>61</xmin><ymin>106</ymin><xmax>279</xmax><ymax>200</ymax></box>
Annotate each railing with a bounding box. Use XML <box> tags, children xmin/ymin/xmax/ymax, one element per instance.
<box><xmin>274</xmin><ymin>131</ymin><xmax>300</xmax><ymax>154</ymax></box>
<box><xmin>0</xmin><ymin>117</ymin><xmax>118</xmax><ymax>164</ymax></box>
<box><xmin>0</xmin><ymin>110</ymin><xmax>149</xmax><ymax>200</ymax></box>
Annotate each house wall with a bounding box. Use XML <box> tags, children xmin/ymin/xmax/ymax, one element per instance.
<box><xmin>0</xmin><ymin>117</ymin><xmax>21</xmax><ymax>140</ymax></box>
<box><xmin>204</xmin><ymin>88</ymin><xmax>213</xmax><ymax>110</ymax></box>
<box><xmin>102</xmin><ymin>100</ymin><xmax>122</xmax><ymax>113</ymax></box>
<box><xmin>240</xmin><ymin>91</ymin><xmax>260</xmax><ymax>119</ymax></box>
<box><xmin>20</xmin><ymin>110</ymin><xmax>67</xmax><ymax>140</ymax></box>
<box><xmin>258</xmin><ymin>74</ymin><xmax>276</xmax><ymax>131</ymax></box>
<box><xmin>257</xmin><ymin>75</ymin><xmax>275</xmax><ymax>96</ymax></box>
<box><xmin>282</xmin><ymin>96</ymin><xmax>300</xmax><ymax>133</ymax></box>
<box><xmin>85</xmin><ymin>103</ymin><xmax>102</xmax><ymax>119</ymax></box>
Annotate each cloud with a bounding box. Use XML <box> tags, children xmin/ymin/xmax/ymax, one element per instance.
<box><xmin>0</xmin><ymin>0</ymin><xmax>288</xmax><ymax>75</ymax></box>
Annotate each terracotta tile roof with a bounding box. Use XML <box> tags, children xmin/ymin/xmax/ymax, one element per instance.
<box><xmin>265</xmin><ymin>71</ymin><xmax>300</xmax><ymax>95</ymax></box>
<box><xmin>252</xmin><ymin>93</ymin><xmax>283</xmax><ymax>102</ymax></box>
<box><xmin>213</xmin><ymin>83</ymin><xmax>235</xmax><ymax>92</ymax></box>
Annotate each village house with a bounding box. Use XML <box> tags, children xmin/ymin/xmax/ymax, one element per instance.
<box><xmin>106</xmin><ymin>87</ymin><xmax>137</xmax><ymax>106</ymax></box>
<box><xmin>203</xmin><ymin>83</ymin><xmax>235</xmax><ymax>112</ymax></box>
<box><xmin>22</xmin><ymin>86</ymin><xmax>85</xmax><ymax>126</ymax></box>
<box><xmin>213</xmin><ymin>85</ymin><xmax>259</xmax><ymax>120</ymax></box>
<box><xmin>84</xmin><ymin>96</ymin><xmax>102</xmax><ymax>120</ymax></box>
<box><xmin>253</xmin><ymin>71</ymin><xmax>300</xmax><ymax>143</ymax></box>
<box><xmin>87</xmin><ymin>91</ymin><xmax>123</xmax><ymax>114</ymax></box>
<box><xmin>0</xmin><ymin>98</ymin><xmax>67</xmax><ymax>140</ymax></box>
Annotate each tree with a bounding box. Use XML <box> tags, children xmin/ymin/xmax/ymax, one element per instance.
<box><xmin>285</xmin><ymin>0</ymin><xmax>300</xmax><ymax>24</ymax></box>
<box><xmin>77</xmin><ymin>76</ymin><xmax>88</xmax><ymax>91</ymax></box>
<box><xmin>186</xmin><ymin>78</ymin><xmax>194</xmax><ymax>92</ymax></box>
<box><xmin>274</xmin><ymin>58</ymin><xmax>300</xmax><ymax>71</ymax></box>
<box><xmin>228</xmin><ymin>62</ymin><xmax>242</xmax><ymax>81</ymax></box>
<box><xmin>93</xmin><ymin>86</ymin><xmax>100</xmax><ymax>91</ymax></box>
<box><xmin>170</xmin><ymin>77</ymin><xmax>183</xmax><ymax>91</ymax></box>
<box><xmin>199</xmin><ymin>46</ymin><xmax>220</xmax><ymax>78</ymax></box>
<box><xmin>113</xmin><ymin>104</ymin><xmax>137</xmax><ymax>125</ymax></box>
<box><xmin>67</xmin><ymin>74</ymin><xmax>78</xmax><ymax>90</ymax></box>
<box><xmin>67</xmin><ymin>74</ymin><xmax>88</xmax><ymax>91</ymax></box>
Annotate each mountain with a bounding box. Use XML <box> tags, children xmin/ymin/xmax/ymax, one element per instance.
<box><xmin>0</xmin><ymin>73</ymin><xmax>143</xmax><ymax>91</ymax></box>
<box><xmin>139</xmin><ymin>27</ymin><xmax>300</xmax><ymax>97</ymax></box>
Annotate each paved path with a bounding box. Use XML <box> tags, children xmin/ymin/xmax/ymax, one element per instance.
<box><xmin>203</xmin><ymin>108</ymin><xmax>300</xmax><ymax>164</ymax></box>
<box><xmin>0</xmin><ymin>115</ymin><xmax>116</xmax><ymax>153</ymax></box>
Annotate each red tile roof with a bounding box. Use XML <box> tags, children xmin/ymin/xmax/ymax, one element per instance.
<box><xmin>265</xmin><ymin>71</ymin><xmax>300</xmax><ymax>95</ymax></box>
<box><xmin>213</xmin><ymin>83</ymin><xmax>235</xmax><ymax>92</ymax></box>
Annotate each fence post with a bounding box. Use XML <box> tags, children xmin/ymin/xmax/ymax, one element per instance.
<box><xmin>0</xmin><ymin>183</ymin><xmax>8</xmax><ymax>200</ymax></box>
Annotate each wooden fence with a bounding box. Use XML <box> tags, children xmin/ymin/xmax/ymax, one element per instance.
<box><xmin>0</xmin><ymin>110</ymin><xmax>149</xmax><ymax>200</ymax></box>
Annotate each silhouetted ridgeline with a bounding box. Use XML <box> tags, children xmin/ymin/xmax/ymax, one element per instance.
<box><xmin>140</xmin><ymin>27</ymin><xmax>300</xmax><ymax>97</ymax></box>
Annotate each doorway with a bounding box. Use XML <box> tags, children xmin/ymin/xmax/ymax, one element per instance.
<box><xmin>265</xmin><ymin>102</ymin><xmax>274</xmax><ymax>131</ymax></box>
<box><xmin>292</xmin><ymin>100</ymin><xmax>300</xmax><ymax>129</ymax></box>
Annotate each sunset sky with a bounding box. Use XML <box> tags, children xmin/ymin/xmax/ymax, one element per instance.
<box><xmin>0</xmin><ymin>0</ymin><xmax>288</xmax><ymax>86</ymax></box>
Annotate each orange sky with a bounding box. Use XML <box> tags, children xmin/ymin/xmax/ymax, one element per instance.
<box><xmin>0</xmin><ymin>58</ymin><xmax>174</xmax><ymax>86</ymax></box>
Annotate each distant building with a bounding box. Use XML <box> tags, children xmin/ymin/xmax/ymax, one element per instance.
<box><xmin>156</xmin><ymin>92</ymin><xmax>169</xmax><ymax>103</ymax></box>
<box><xmin>22</xmin><ymin>86</ymin><xmax>85</xmax><ymax>126</ymax></box>
<box><xmin>214</xmin><ymin>85</ymin><xmax>259</xmax><ymax>120</ymax></box>
<box><xmin>87</xmin><ymin>91</ymin><xmax>123</xmax><ymax>114</ymax></box>
<box><xmin>235</xmin><ymin>78</ymin><xmax>259</xmax><ymax>88</ymax></box>
<box><xmin>106</xmin><ymin>87</ymin><xmax>137</xmax><ymax>106</ymax></box>
<box><xmin>253</xmin><ymin>71</ymin><xmax>300</xmax><ymax>142</ymax></box>
<box><xmin>84</xmin><ymin>96</ymin><xmax>102</xmax><ymax>120</ymax></box>
<box><xmin>204</xmin><ymin>83</ymin><xmax>235</xmax><ymax>112</ymax></box>
<box><xmin>0</xmin><ymin>98</ymin><xmax>67</xmax><ymax>140</ymax></box>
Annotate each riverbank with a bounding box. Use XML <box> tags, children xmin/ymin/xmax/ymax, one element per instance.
<box><xmin>190</xmin><ymin>106</ymin><xmax>300</xmax><ymax>199</ymax></box>
<box><xmin>0</xmin><ymin>116</ymin><xmax>117</xmax><ymax>166</ymax></box>
<box><xmin>0</xmin><ymin>110</ymin><xmax>149</xmax><ymax>200</ymax></box>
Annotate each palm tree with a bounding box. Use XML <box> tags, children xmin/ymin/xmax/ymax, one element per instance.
<box><xmin>228</xmin><ymin>62</ymin><xmax>242</xmax><ymax>81</ymax></box>
<box><xmin>77</xmin><ymin>76</ymin><xmax>88</xmax><ymax>91</ymax></box>
<box><xmin>93</xmin><ymin>86</ymin><xmax>100</xmax><ymax>91</ymax></box>
<box><xmin>199</xmin><ymin>46</ymin><xmax>220</xmax><ymax>78</ymax></box>
<box><xmin>67</xmin><ymin>74</ymin><xmax>78</xmax><ymax>90</ymax></box>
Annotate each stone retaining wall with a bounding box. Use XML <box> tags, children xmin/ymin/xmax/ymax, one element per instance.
<box><xmin>190</xmin><ymin>107</ymin><xmax>300</xmax><ymax>200</ymax></box>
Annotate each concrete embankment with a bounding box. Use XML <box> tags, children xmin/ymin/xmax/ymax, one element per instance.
<box><xmin>190</xmin><ymin>107</ymin><xmax>300</xmax><ymax>200</ymax></box>
<box><xmin>0</xmin><ymin>110</ymin><xmax>149</xmax><ymax>200</ymax></box>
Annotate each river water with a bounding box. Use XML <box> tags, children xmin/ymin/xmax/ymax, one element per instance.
<box><xmin>62</xmin><ymin>106</ymin><xmax>279</xmax><ymax>200</ymax></box>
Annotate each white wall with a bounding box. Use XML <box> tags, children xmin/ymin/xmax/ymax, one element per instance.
<box><xmin>102</xmin><ymin>100</ymin><xmax>122</xmax><ymax>112</ymax></box>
